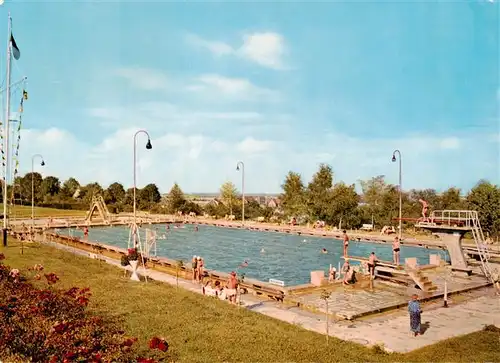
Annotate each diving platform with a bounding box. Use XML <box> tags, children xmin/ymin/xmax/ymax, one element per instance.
<box><xmin>416</xmin><ymin>210</ymin><xmax>494</xmax><ymax>281</ymax></box>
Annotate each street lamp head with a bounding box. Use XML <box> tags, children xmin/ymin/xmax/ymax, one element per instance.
<box><xmin>146</xmin><ymin>139</ymin><xmax>152</xmax><ymax>150</ymax></box>
<box><xmin>40</xmin><ymin>160</ymin><xmax>45</xmax><ymax>167</ymax></box>
<box><xmin>236</xmin><ymin>165</ymin><xmax>240</xmax><ymax>171</ymax></box>
<box><xmin>391</xmin><ymin>154</ymin><xmax>397</xmax><ymax>163</ymax></box>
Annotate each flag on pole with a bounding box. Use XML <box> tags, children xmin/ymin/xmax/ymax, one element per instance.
<box><xmin>10</xmin><ymin>33</ymin><xmax>20</xmax><ymax>60</ymax></box>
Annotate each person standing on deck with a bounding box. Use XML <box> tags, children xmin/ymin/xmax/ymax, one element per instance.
<box><xmin>227</xmin><ymin>271</ymin><xmax>238</xmax><ymax>304</ymax></box>
<box><xmin>342</xmin><ymin>230</ymin><xmax>349</xmax><ymax>257</ymax></box>
<box><xmin>191</xmin><ymin>256</ymin><xmax>198</xmax><ymax>282</ymax></box>
<box><xmin>393</xmin><ymin>236</ymin><xmax>401</xmax><ymax>265</ymax></box>
<box><xmin>408</xmin><ymin>294</ymin><xmax>422</xmax><ymax>336</ymax></box>
<box><xmin>368</xmin><ymin>252</ymin><xmax>377</xmax><ymax>277</ymax></box>
<box><xmin>197</xmin><ymin>257</ymin><xmax>204</xmax><ymax>283</ymax></box>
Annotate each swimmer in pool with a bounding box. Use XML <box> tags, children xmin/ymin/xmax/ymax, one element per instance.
<box><xmin>321</xmin><ymin>248</ymin><xmax>328</xmax><ymax>254</ymax></box>
<box><xmin>260</xmin><ymin>248</ymin><xmax>265</xmax><ymax>253</ymax></box>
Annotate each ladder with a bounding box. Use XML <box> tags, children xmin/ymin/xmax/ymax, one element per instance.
<box><xmin>85</xmin><ymin>195</ymin><xmax>111</xmax><ymax>223</ymax></box>
<box><xmin>468</xmin><ymin>211</ymin><xmax>493</xmax><ymax>282</ymax></box>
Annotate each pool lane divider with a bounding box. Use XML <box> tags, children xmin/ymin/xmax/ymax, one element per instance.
<box><xmin>41</xmin><ymin>232</ymin><xmax>288</xmax><ymax>302</ymax></box>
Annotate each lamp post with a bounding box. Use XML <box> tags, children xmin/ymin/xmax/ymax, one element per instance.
<box><xmin>31</xmin><ymin>154</ymin><xmax>45</xmax><ymax>230</ymax></box>
<box><xmin>392</xmin><ymin>149</ymin><xmax>402</xmax><ymax>239</ymax></box>
<box><xmin>133</xmin><ymin>130</ymin><xmax>152</xmax><ymax>227</ymax></box>
<box><xmin>236</xmin><ymin>161</ymin><xmax>245</xmax><ymax>225</ymax></box>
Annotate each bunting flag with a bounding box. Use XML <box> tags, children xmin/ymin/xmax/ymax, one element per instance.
<box><xmin>10</xmin><ymin>33</ymin><xmax>20</xmax><ymax>60</ymax></box>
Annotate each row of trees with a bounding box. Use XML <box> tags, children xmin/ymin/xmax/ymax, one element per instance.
<box><xmin>5</xmin><ymin>173</ymin><xmax>162</xmax><ymax>213</ymax></box>
<box><xmin>5</xmin><ymin>166</ymin><xmax>500</xmax><ymax>236</ymax></box>
<box><xmin>280</xmin><ymin>164</ymin><xmax>500</xmax><ymax>236</ymax></box>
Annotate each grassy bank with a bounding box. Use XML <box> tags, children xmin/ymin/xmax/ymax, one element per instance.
<box><xmin>10</xmin><ymin>205</ymin><xmax>87</xmax><ymax>218</ymax></box>
<box><xmin>1</xmin><ymin>240</ymin><xmax>498</xmax><ymax>362</ymax></box>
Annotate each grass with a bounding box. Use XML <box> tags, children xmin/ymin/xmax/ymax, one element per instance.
<box><xmin>9</xmin><ymin>205</ymin><xmax>87</xmax><ymax>218</ymax></box>
<box><xmin>1</xmin><ymin>240</ymin><xmax>499</xmax><ymax>362</ymax></box>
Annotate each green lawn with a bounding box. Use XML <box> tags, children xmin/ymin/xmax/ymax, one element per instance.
<box><xmin>1</xmin><ymin>240</ymin><xmax>499</xmax><ymax>362</ymax></box>
<box><xmin>10</xmin><ymin>205</ymin><xmax>87</xmax><ymax>218</ymax></box>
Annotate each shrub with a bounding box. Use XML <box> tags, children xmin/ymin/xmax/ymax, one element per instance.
<box><xmin>121</xmin><ymin>255</ymin><xmax>130</xmax><ymax>266</ymax></box>
<box><xmin>0</xmin><ymin>255</ymin><xmax>168</xmax><ymax>362</ymax></box>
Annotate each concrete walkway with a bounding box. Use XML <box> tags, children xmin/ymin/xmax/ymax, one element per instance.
<box><xmin>42</xmin><ymin>240</ymin><xmax>500</xmax><ymax>353</ymax></box>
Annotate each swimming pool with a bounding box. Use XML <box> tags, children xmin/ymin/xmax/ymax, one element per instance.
<box><xmin>58</xmin><ymin>224</ymin><xmax>447</xmax><ymax>286</ymax></box>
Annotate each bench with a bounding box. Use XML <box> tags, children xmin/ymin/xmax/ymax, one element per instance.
<box><xmin>451</xmin><ymin>266</ymin><xmax>473</xmax><ymax>276</ymax></box>
<box><xmin>247</xmin><ymin>283</ymin><xmax>285</xmax><ymax>302</ymax></box>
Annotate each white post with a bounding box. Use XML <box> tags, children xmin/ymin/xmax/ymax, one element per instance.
<box><xmin>31</xmin><ymin>154</ymin><xmax>44</xmax><ymax>230</ymax></box>
<box><xmin>2</xmin><ymin>14</ymin><xmax>12</xmax><ymax>246</ymax></box>
<box><xmin>132</xmin><ymin>129</ymin><xmax>152</xmax><ymax>236</ymax></box>
<box><xmin>444</xmin><ymin>280</ymin><xmax>448</xmax><ymax>307</ymax></box>
<box><xmin>392</xmin><ymin>150</ymin><xmax>402</xmax><ymax>240</ymax></box>
<box><xmin>236</xmin><ymin>161</ymin><xmax>245</xmax><ymax>226</ymax></box>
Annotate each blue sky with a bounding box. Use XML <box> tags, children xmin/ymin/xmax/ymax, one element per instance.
<box><xmin>1</xmin><ymin>0</ymin><xmax>498</xmax><ymax>193</ymax></box>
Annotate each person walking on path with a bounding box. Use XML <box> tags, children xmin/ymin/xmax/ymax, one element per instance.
<box><xmin>408</xmin><ymin>294</ymin><xmax>422</xmax><ymax>336</ymax></box>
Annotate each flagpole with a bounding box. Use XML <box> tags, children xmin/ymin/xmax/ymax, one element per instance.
<box><xmin>2</xmin><ymin>13</ymin><xmax>12</xmax><ymax>247</ymax></box>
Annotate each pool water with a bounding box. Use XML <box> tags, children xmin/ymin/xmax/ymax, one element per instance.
<box><xmin>58</xmin><ymin>224</ymin><xmax>448</xmax><ymax>286</ymax></box>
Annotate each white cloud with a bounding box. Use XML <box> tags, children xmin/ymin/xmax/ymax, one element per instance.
<box><xmin>439</xmin><ymin>137</ymin><xmax>461</xmax><ymax>150</ymax></box>
<box><xmin>189</xmin><ymin>74</ymin><xmax>277</xmax><ymax>100</ymax></box>
<box><xmin>186</xmin><ymin>32</ymin><xmax>288</xmax><ymax>70</ymax></box>
<box><xmin>16</xmin><ymin>126</ymin><xmax>497</xmax><ymax>194</ymax></box>
<box><xmin>237</xmin><ymin>137</ymin><xmax>273</xmax><ymax>154</ymax></box>
<box><xmin>238</xmin><ymin>32</ymin><xmax>287</xmax><ymax>70</ymax></box>
<box><xmin>87</xmin><ymin>102</ymin><xmax>267</xmax><ymax>130</ymax></box>
<box><xmin>185</xmin><ymin>33</ymin><xmax>233</xmax><ymax>56</ymax></box>
<box><xmin>114</xmin><ymin>67</ymin><xmax>169</xmax><ymax>90</ymax></box>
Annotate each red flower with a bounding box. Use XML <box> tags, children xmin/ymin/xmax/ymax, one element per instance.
<box><xmin>149</xmin><ymin>337</ymin><xmax>160</xmax><ymax>349</ymax></box>
<box><xmin>138</xmin><ymin>358</ymin><xmax>157</xmax><ymax>363</ymax></box>
<box><xmin>121</xmin><ymin>337</ymin><xmax>137</xmax><ymax>347</ymax></box>
<box><xmin>149</xmin><ymin>336</ymin><xmax>169</xmax><ymax>352</ymax></box>
<box><xmin>157</xmin><ymin>340</ymin><xmax>168</xmax><ymax>352</ymax></box>
<box><xmin>44</xmin><ymin>272</ymin><xmax>60</xmax><ymax>285</ymax></box>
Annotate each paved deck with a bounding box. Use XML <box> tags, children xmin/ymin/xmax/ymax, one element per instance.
<box><xmin>41</xmin><ymin>239</ymin><xmax>500</xmax><ymax>353</ymax></box>
<box><xmin>288</xmin><ymin>270</ymin><xmax>490</xmax><ymax>320</ymax></box>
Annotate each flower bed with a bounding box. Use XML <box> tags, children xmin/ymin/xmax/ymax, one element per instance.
<box><xmin>0</xmin><ymin>253</ymin><xmax>169</xmax><ymax>362</ymax></box>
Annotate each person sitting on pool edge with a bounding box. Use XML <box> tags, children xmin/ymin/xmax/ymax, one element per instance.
<box><xmin>343</xmin><ymin>264</ymin><xmax>356</xmax><ymax>285</ymax></box>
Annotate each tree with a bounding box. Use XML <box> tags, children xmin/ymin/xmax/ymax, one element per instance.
<box><xmin>40</xmin><ymin>176</ymin><xmax>61</xmax><ymax>200</ymax></box>
<box><xmin>80</xmin><ymin>182</ymin><xmax>104</xmax><ymax>205</ymax></box>
<box><xmin>467</xmin><ymin>181</ymin><xmax>500</xmax><ymax>236</ymax></box>
<box><xmin>359</xmin><ymin>176</ymin><xmax>397</xmax><ymax>227</ymax></box>
<box><xmin>440</xmin><ymin>187</ymin><xmax>465</xmax><ymax>210</ymax></box>
<box><xmin>20</xmin><ymin>172</ymin><xmax>43</xmax><ymax>203</ymax></box>
<box><xmin>104</xmin><ymin>182</ymin><xmax>126</xmax><ymax>205</ymax></box>
<box><xmin>306</xmin><ymin>164</ymin><xmax>334</xmax><ymax>221</ymax></box>
<box><xmin>327</xmin><ymin>183</ymin><xmax>360</xmax><ymax>228</ymax></box>
<box><xmin>280</xmin><ymin>171</ymin><xmax>306</xmax><ymax>218</ymax></box>
<box><xmin>60</xmin><ymin>177</ymin><xmax>80</xmax><ymax>199</ymax></box>
<box><xmin>139</xmin><ymin>183</ymin><xmax>161</xmax><ymax>209</ymax></box>
<box><xmin>219</xmin><ymin>181</ymin><xmax>238</xmax><ymax>215</ymax></box>
<box><xmin>167</xmin><ymin>183</ymin><xmax>186</xmax><ymax>213</ymax></box>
